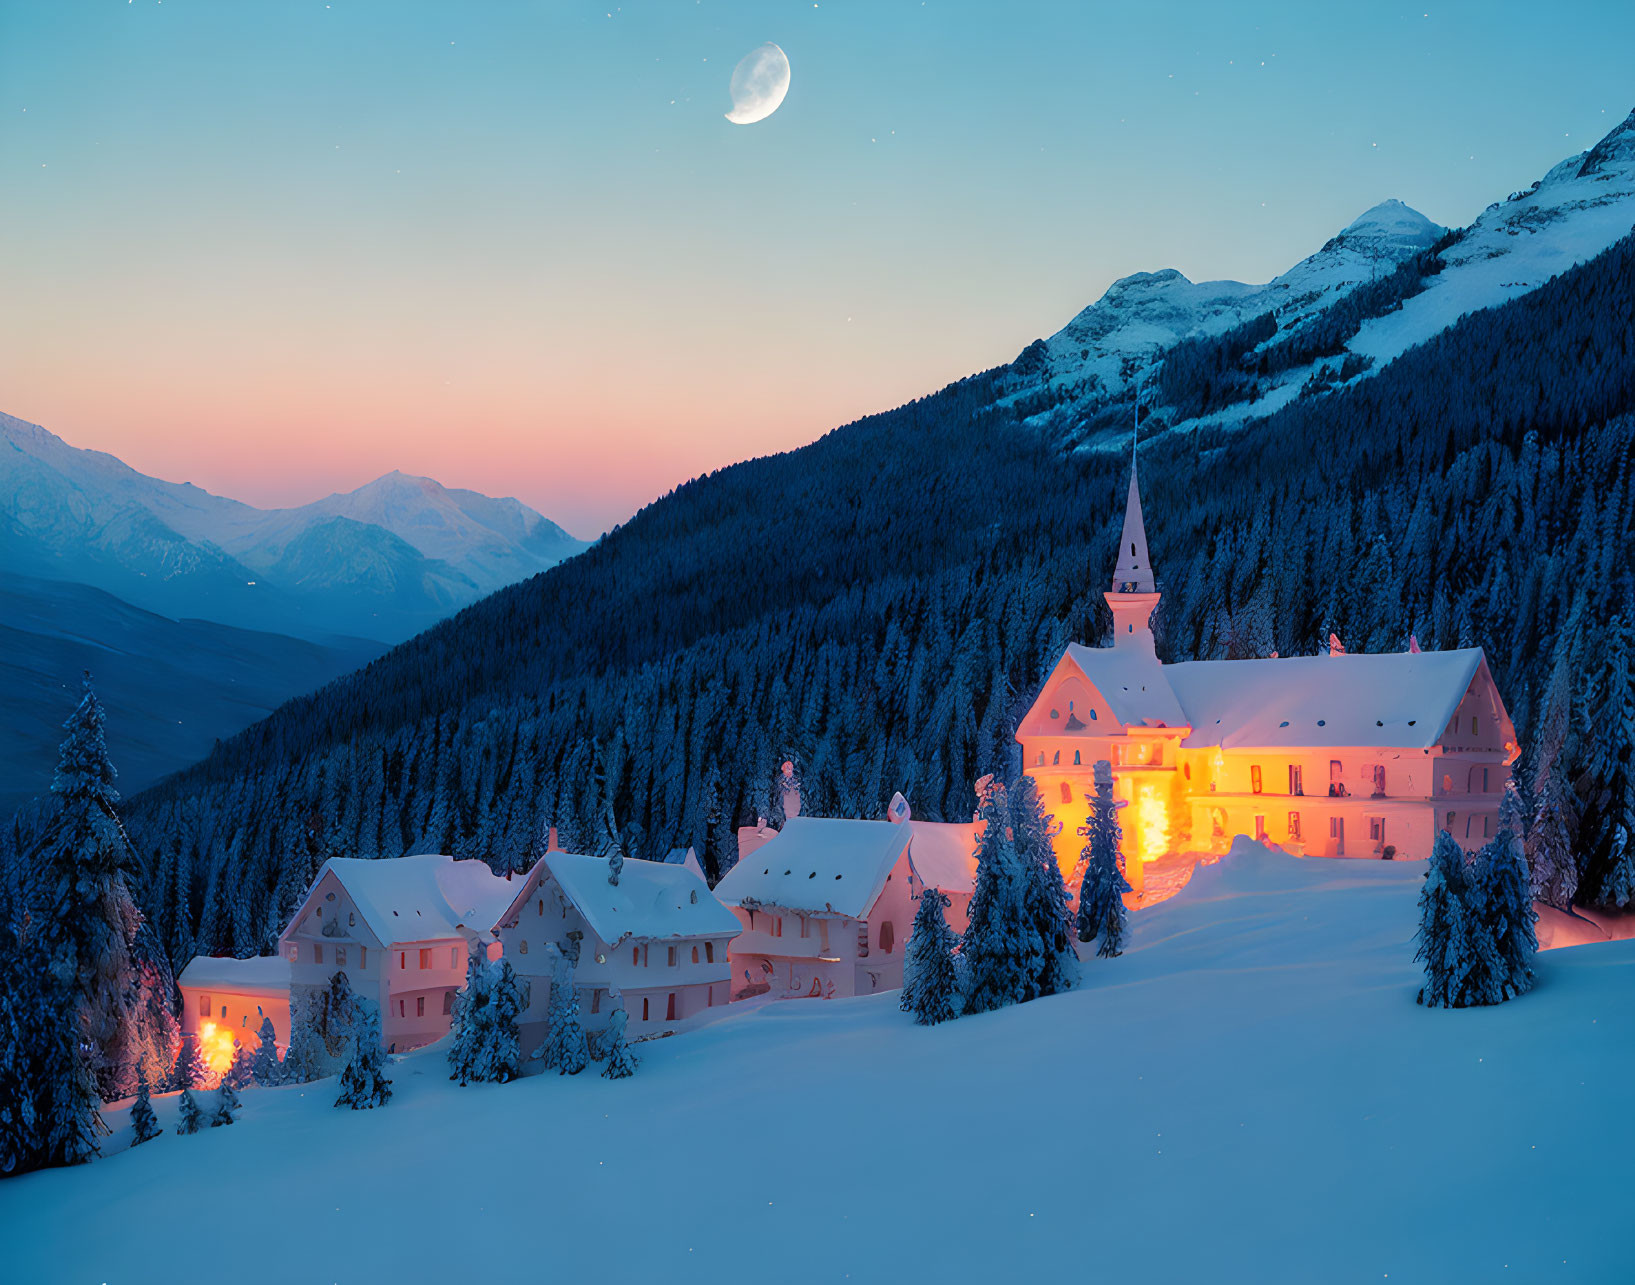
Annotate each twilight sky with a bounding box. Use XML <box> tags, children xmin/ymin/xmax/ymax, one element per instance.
<box><xmin>2</xmin><ymin>2</ymin><xmax>1631</xmax><ymax>535</ymax></box>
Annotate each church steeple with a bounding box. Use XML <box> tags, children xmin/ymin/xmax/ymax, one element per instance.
<box><xmin>1104</xmin><ymin>452</ymin><xmax>1161</xmax><ymax>652</ymax></box>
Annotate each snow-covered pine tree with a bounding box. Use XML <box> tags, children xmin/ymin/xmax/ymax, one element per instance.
<box><xmin>224</xmin><ymin>1040</ymin><xmax>255</xmax><ymax>1090</ymax></box>
<box><xmin>538</xmin><ymin>947</ymin><xmax>589</xmax><ymax>1075</ymax></box>
<box><xmin>1076</xmin><ymin>760</ymin><xmax>1131</xmax><ymax>957</ymax></box>
<box><xmin>280</xmin><ymin>992</ymin><xmax>326</xmax><ymax>1085</ymax></box>
<box><xmin>447</xmin><ymin>950</ymin><xmax>494</xmax><ymax>1086</ymax></box>
<box><xmin>474</xmin><ymin>959</ymin><xmax>525</xmax><ymax>1084</ymax></box>
<box><xmin>335</xmin><ymin>1001</ymin><xmax>392</xmax><ymax>1109</ymax></box>
<box><xmin>901</xmin><ymin>886</ymin><xmax>960</xmax><ymax>1025</ymax></box>
<box><xmin>33</xmin><ymin>674</ymin><xmax>147</xmax><ymax>1101</ymax></box>
<box><xmin>175</xmin><ymin>1087</ymin><xmax>204</xmax><ymax>1135</ymax></box>
<box><xmin>961</xmin><ymin>779</ymin><xmax>1046</xmax><ymax>1014</ymax></box>
<box><xmin>171</xmin><ymin>1033</ymin><xmax>206</xmax><ymax>1092</ymax></box>
<box><xmin>1471</xmin><ymin>814</ymin><xmax>1538</xmax><ymax>1004</ymax></box>
<box><xmin>1601</xmin><ymin>828</ymin><xmax>1635</xmax><ymax>911</ymax></box>
<box><xmin>317</xmin><ymin>970</ymin><xmax>358</xmax><ymax>1064</ymax></box>
<box><xmin>0</xmin><ymin>928</ymin><xmax>102</xmax><ymax>1174</ymax></box>
<box><xmin>1009</xmin><ymin>771</ymin><xmax>1079</xmax><ymax>997</ymax></box>
<box><xmin>600</xmin><ymin>992</ymin><xmax>639</xmax><ymax>1080</ymax></box>
<box><xmin>1416</xmin><ymin>830</ymin><xmax>1475</xmax><ymax>1008</ymax></box>
<box><xmin>211</xmin><ymin>1080</ymin><xmax>241</xmax><ymax>1126</ymax></box>
<box><xmin>251</xmin><ymin>1016</ymin><xmax>282</xmax><ymax>1086</ymax></box>
<box><xmin>130</xmin><ymin>1066</ymin><xmax>161</xmax><ymax>1145</ymax></box>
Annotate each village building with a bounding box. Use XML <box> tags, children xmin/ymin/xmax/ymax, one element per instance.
<box><xmin>277</xmin><ymin>854</ymin><xmax>517</xmax><ymax>1053</ymax></box>
<box><xmin>1019</xmin><ymin>459</ymin><xmax>1520</xmax><ymax>894</ymax></box>
<box><xmin>492</xmin><ymin>850</ymin><xmax>741</xmax><ymax>1056</ymax></box>
<box><xmin>715</xmin><ymin>806</ymin><xmax>980</xmax><ymax>1000</ymax></box>
<box><xmin>177</xmin><ymin>954</ymin><xmax>292</xmax><ymax>1075</ymax></box>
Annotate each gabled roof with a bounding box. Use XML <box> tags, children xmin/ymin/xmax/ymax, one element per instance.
<box><xmin>905</xmin><ymin>820</ymin><xmax>980</xmax><ymax>897</ymax></box>
<box><xmin>178</xmin><ymin>954</ymin><xmax>291</xmax><ymax>995</ymax></box>
<box><xmin>495</xmin><ymin>852</ymin><xmax>740</xmax><ymax>948</ymax></box>
<box><xmin>305</xmin><ymin>855</ymin><xmax>518</xmax><ymax>947</ymax></box>
<box><xmin>713</xmin><ymin>817</ymin><xmax>911</xmax><ymax>919</ymax></box>
<box><xmin>1062</xmin><ymin>642</ymin><xmax>1189</xmax><ymax>728</ymax></box>
<box><xmin>1165</xmin><ymin>648</ymin><xmax>1491</xmax><ymax>750</ymax></box>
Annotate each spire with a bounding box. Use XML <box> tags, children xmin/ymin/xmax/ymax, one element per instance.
<box><xmin>1110</xmin><ymin>456</ymin><xmax>1156</xmax><ymax>595</ymax></box>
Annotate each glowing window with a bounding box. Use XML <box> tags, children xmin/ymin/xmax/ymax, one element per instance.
<box><xmin>1251</xmin><ymin>765</ymin><xmax>1263</xmax><ymax>794</ymax></box>
<box><xmin>1288</xmin><ymin>812</ymin><xmax>1301</xmax><ymax>840</ymax></box>
<box><xmin>692</xmin><ymin>946</ymin><xmax>700</xmax><ymax>964</ymax></box>
<box><xmin>642</xmin><ymin>997</ymin><xmax>650</xmax><ymax>1021</ymax></box>
<box><xmin>632</xmin><ymin>946</ymin><xmax>640</xmax><ymax>965</ymax></box>
<box><xmin>1254</xmin><ymin>815</ymin><xmax>1266</xmax><ymax>841</ymax></box>
<box><xmin>312</xmin><ymin>944</ymin><xmax>323</xmax><ymax>965</ymax></box>
<box><xmin>1060</xmin><ymin>782</ymin><xmax>1072</xmax><ymax>804</ymax></box>
<box><xmin>419</xmin><ymin>949</ymin><xmax>432</xmax><ymax>970</ymax></box>
<box><xmin>416</xmin><ymin>996</ymin><xmax>425</xmax><ymax>1018</ymax></box>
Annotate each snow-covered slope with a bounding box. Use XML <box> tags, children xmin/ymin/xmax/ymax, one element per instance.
<box><xmin>1351</xmin><ymin>108</ymin><xmax>1635</xmax><ymax>369</ymax></box>
<box><xmin>1010</xmin><ymin>106</ymin><xmax>1635</xmax><ymax>443</ymax></box>
<box><xmin>6</xmin><ymin>844</ymin><xmax>1628</xmax><ymax>1284</ymax></box>
<box><xmin>0</xmin><ymin>413</ymin><xmax>589</xmax><ymax>642</ymax></box>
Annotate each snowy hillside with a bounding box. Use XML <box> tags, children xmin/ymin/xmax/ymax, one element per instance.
<box><xmin>1006</xmin><ymin>106</ymin><xmax>1635</xmax><ymax>446</ymax></box>
<box><xmin>0</xmin><ymin>414</ymin><xmax>589</xmax><ymax>643</ymax></box>
<box><xmin>6</xmin><ymin>846</ymin><xmax>1629</xmax><ymax>1284</ymax></box>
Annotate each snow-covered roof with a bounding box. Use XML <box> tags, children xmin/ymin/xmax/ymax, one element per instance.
<box><xmin>496</xmin><ymin>853</ymin><xmax>740</xmax><ymax>948</ymax></box>
<box><xmin>310</xmin><ymin>855</ymin><xmax>519</xmax><ymax>947</ymax></box>
<box><xmin>713</xmin><ymin>817</ymin><xmax>911</xmax><ymax>919</ymax></box>
<box><xmin>178</xmin><ymin>954</ymin><xmax>291</xmax><ymax>995</ymax></box>
<box><xmin>1063</xmin><ymin>643</ymin><xmax>1189</xmax><ymax>728</ymax></box>
<box><xmin>906</xmin><ymin>820</ymin><xmax>980</xmax><ymax>897</ymax></box>
<box><xmin>1165</xmin><ymin>649</ymin><xmax>1490</xmax><ymax>750</ymax></box>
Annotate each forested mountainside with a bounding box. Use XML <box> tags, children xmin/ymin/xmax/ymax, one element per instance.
<box><xmin>63</xmin><ymin>226</ymin><xmax>1633</xmax><ymax>969</ymax></box>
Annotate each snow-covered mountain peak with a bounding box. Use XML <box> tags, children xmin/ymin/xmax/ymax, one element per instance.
<box><xmin>1576</xmin><ymin>106</ymin><xmax>1635</xmax><ymax>179</ymax></box>
<box><xmin>1338</xmin><ymin>198</ymin><xmax>1440</xmax><ymax>241</ymax></box>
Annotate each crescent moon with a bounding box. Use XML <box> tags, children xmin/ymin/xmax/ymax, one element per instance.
<box><xmin>725</xmin><ymin>42</ymin><xmax>790</xmax><ymax>125</ymax></box>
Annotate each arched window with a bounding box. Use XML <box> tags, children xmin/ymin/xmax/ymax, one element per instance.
<box><xmin>880</xmin><ymin>921</ymin><xmax>895</xmax><ymax>953</ymax></box>
<box><xmin>1053</xmin><ymin>750</ymin><xmax>1060</xmax><ymax>765</ymax></box>
<box><xmin>642</xmin><ymin>997</ymin><xmax>650</xmax><ymax>1021</ymax></box>
<box><xmin>1073</xmin><ymin>750</ymin><xmax>1081</xmax><ymax>765</ymax></box>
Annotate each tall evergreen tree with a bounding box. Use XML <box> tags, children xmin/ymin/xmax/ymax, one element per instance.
<box><xmin>33</xmin><ymin>674</ymin><xmax>151</xmax><ymax>1101</ymax></box>
<box><xmin>901</xmin><ymin>886</ymin><xmax>961</xmax><ymax>1025</ymax></box>
<box><xmin>447</xmin><ymin>950</ymin><xmax>495</xmax><ymax>1086</ymax></box>
<box><xmin>0</xmin><ymin>926</ymin><xmax>103</xmax><ymax>1174</ymax></box>
<box><xmin>251</xmin><ymin>1016</ymin><xmax>282</xmax><ymax>1087</ymax></box>
<box><xmin>130</xmin><ymin>1066</ymin><xmax>161</xmax><ymax>1146</ymax></box>
<box><xmin>1471</xmin><ymin>815</ymin><xmax>1538</xmax><ymax>1004</ymax></box>
<box><xmin>474</xmin><ymin>959</ymin><xmax>525</xmax><ymax>1084</ymax></box>
<box><xmin>280</xmin><ymin>992</ymin><xmax>326</xmax><ymax>1085</ymax></box>
<box><xmin>599</xmin><ymin>992</ymin><xmax>639</xmax><ymax>1080</ymax></box>
<box><xmin>1415</xmin><ymin>831</ymin><xmax>1470</xmax><ymax>1009</ymax></box>
<box><xmin>335</xmin><ymin>1001</ymin><xmax>393</xmax><ymax>1109</ymax></box>
<box><xmin>538</xmin><ymin>947</ymin><xmax>589</xmax><ymax>1075</ymax></box>
<box><xmin>223</xmin><ymin>1040</ymin><xmax>255</xmax><ymax>1090</ymax></box>
<box><xmin>961</xmin><ymin>780</ymin><xmax>1046</xmax><ymax>1014</ymax></box>
<box><xmin>1009</xmin><ymin>772</ymin><xmax>1080</xmax><ymax>997</ymax></box>
<box><xmin>1076</xmin><ymin>760</ymin><xmax>1130</xmax><ymax>957</ymax></box>
<box><xmin>1578</xmin><ymin>614</ymin><xmax>1635</xmax><ymax>907</ymax></box>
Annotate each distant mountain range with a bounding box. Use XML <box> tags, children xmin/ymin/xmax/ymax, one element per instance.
<box><xmin>0</xmin><ymin>415</ymin><xmax>590</xmax><ymax>643</ymax></box>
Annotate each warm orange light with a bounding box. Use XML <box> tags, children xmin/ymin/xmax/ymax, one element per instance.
<box><xmin>1135</xmin><ymin>780</ymin><xmax>1170</xmax><ymax>865</ymax></box>
<box><xmin>197</xmin><ymin>1020</ymin><xmax>236</xmax><ymax>1081</ymax></box>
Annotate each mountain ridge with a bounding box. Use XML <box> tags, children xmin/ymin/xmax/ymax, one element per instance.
<box><xmin>0</xmin><ymin>414</ymin><xmax>590</xmax><ymax>643</ymax></box>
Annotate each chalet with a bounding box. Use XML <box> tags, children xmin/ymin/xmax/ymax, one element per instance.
<box><xmin>715</xmin><ymin>811</ymin><xmax>980</xmax><ymax>999</ymax></box>
<box><xmin>178</xmin><ymin>954</ymin><xmax>292</xmax><ymax>1075</ymax></box>
<box><xmin>1019</xmin><ymin>458</ymin><xmax>1521</xmax><ymax>894</ymax></box>
<box><xmin>278</xmin><ymin>854</ymin><xmax>517</xmax><ymax>1053</ymax></box>
<box><xmin>492</xmin><ymin>851</ymin><xmax>741</xmax><ymax>1056</ymax></box>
